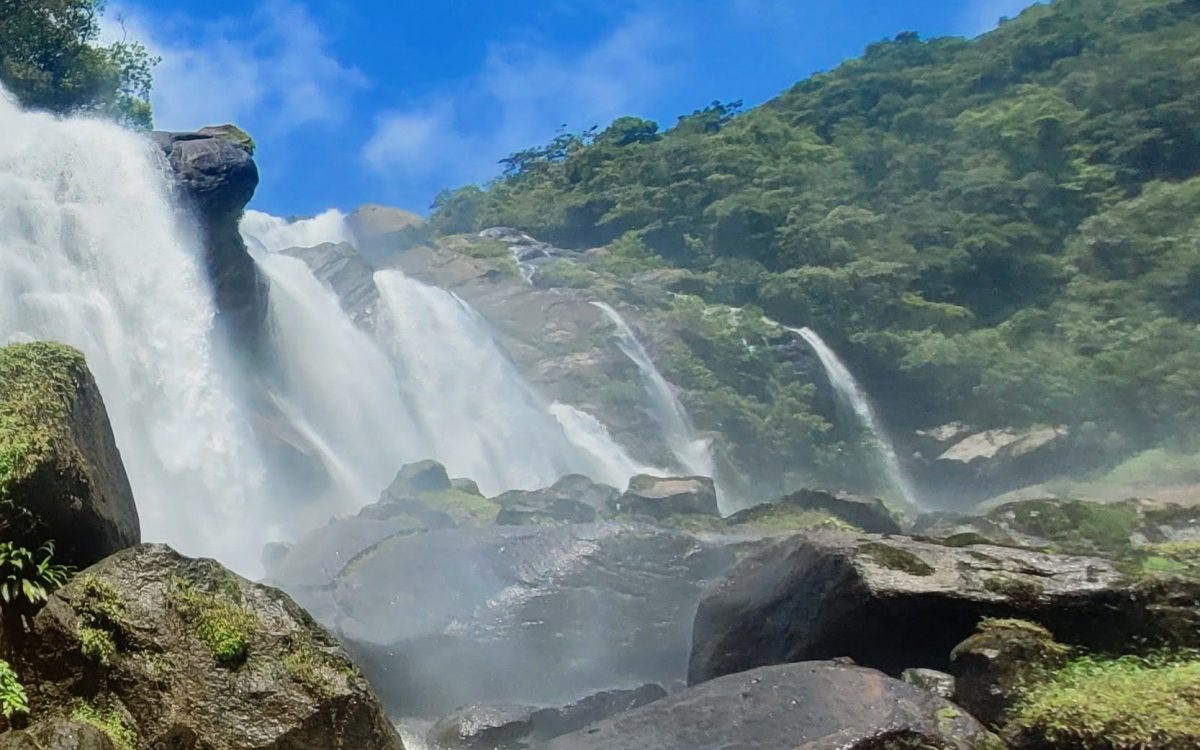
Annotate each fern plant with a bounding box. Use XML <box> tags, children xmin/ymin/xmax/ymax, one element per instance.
<box><xmin>0</xmin><ymin>658</ymin><xmax>28</xmax><ymax>719</ymax></box>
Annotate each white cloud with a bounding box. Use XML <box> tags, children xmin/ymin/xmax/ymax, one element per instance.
<box><xmin>361</xmin><ymin>12</ymin><xmax>679</xmax><ymax>187</ymax></box>
<box><xmin>958</xmin><ymin>0</ymin><xmax>1042</xmax><ymax>37</ymax></box>
<box><xmin>104</xmin><ymin>0</ymin><xmax>366</xmax><ymax>133</ymax></box>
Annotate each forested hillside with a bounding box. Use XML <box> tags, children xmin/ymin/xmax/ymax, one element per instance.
<box><xmin>430</xmin><ymin>0</ymin><xmax>1200</xmax><ymax>474</ymax></box>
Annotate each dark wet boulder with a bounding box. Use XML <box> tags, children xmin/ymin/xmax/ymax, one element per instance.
<box><xmin>688</xmin><ymin>530</ymin><xmax>1200</xmax><ymax>685</ymax></box>
<box><xmin>389</xmin><ymin>460</ymin><xmax>452</xmax><ymax>494</ymax></box>
<box><xmin>151</xmin><ymin>126</ymin><xmax>265</xmax><ymax>351</ymax></box>
<box><xmin>17</xmin><ymin>544</ymin><xmax>403</xmax><ymax>750</ymax></box>
<box><xmin>427</xmin><ymin>684</ymin><xmax>666</xmax><ymax>750</ymax></box>
<box><xmin>494</xmin><ymin>494</ymin><xmax>595</xmax><ymax>525</ymax></box>
<box><xmin>546</xmin><ymin>661</ymin><xmax>999</xmax><ymax>750</ymax></box>
<box><xmin>614</xmin><ymin>475</ymin><xmax>719</xmax><ymax>519</ymax></box>
<box><xmin>329</xmin><ymin>522</ymin><xmax>738</xmax><ymax>716</ymax></box>
<box><xmin>728</xmin><ymin>489</ymin><xmax>901</xmax><ymax>534</ymax></box>
<box><xmin>901</xmin><ymin>667</ymin><xmax>957</xmax><ymax>700</ymax></box>
<box><xmin>0</xmin><ymin>343</ymin><xmax>138</xmax><ymax>569</ymax></box>
<box><xmin>0</xmin><ymin>719</ymin><xmax>114</xmax><ymax>750</ymax></box>
<box><xmin>950</xmin><ymin>619</ymin><xmax>1070</xmax><ymax>727</ymax></box>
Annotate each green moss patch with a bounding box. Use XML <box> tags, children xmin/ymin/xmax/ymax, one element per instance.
<box><xmin>991</xmin><ymin>499</ymin><xmax>1141</xmax><ymax>555</ymax></box>
<box><xmin>75</xmin><ymin>576</ymin><xmax>128</xmax><ymax>666</ymax></box>
<box><xmin>72</xmin><ymin>703</ymin><xmax>138</xmax><ymax>750</ymax></box>
<box><xmin>1009</xmin><ymin>651</ymin><xmax>1200</xmax><ymax>749</ymax></box>
<box><xmin>282</xmin><ymin>640</ymin><xmax>356</xmax><ymax>699</ymax></box>
<box><xmin>417</xmin><ymin>488</ymin><xmax>500</xmax><ymax>524</ymax></box>
<box><xmin>168</xmin><ymin>575</ymin><xmax>257</xmax><ymax>667</ymax></box>
<box><xmin>0</xmin><ymin>342</ymin><xmax>88</xmax><ymax>511</ymax></box>
<box><xmin>857</xmin><ymin>542</ymin><xmax>935</xmax><ymax>576</ymax></box>
<box><xmin>1135</xmin><ymin>541</ymin><xmax>1200</xmax><ymax>579</ymax></box>
<box><xmin>726</xmin><ymin>506</ymin><xmax>859</xmax><ymax>534</ymax></box>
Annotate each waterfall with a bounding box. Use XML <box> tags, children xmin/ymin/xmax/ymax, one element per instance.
<box><xmin>791</xmin><ymin>327</ymin><xmax>921</xmax><ymax>508</ymax></box>
<box><xmin>590</xmin><ymin>302</ymin><xmax>716</xmax><ymax>481</ymax></box>
<box><xmin>375</xmin><ymin>270</ymin><xmax>638</xmax><ymax>494</ymax></box>
<box><xmin>242</xmin><ymin>210</ymin><xmax>648</xmax><ymax>497</ymax></box>
<box><xmin>240</xmin><ymin>208</ymin><xmax>355</xmax><ymax>252</ymax></box>
<box><xmin>0</xmin><ymin>89</ymin><xmax>268</xmax><ymax>572</ymax></box>
<box><xmin>249</xmin><ymin>248</ymin><xmax>415</xmax><ymax>512</ymax></box>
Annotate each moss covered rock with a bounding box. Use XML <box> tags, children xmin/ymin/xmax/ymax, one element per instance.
<box><xmin>0</xmin><ymin>718</ymin><xmax>114</xmax><ymax>750</ymax></box>
<box><xmin>16</xmin><ymin>544</ymin><xmax>403</xmax><ymax>750</ymax></box>
<box><xmin>0</xmin><ymin>343</ymin><xmax>138</xmax><ymax>568</ymax></box>
<box><xmin>727</xmin><ymin>489</ymin><xmax>899</xmax><ymax>534</ymax></box>
<box><xmin>1005</xmin><ymin>650</ymin><xmax>1200</xmax><ymax>750</ymax></box>
<box><xmin>950</xmin><ymin>619</ymin><xmax>1071</xmax><ymax>727</ymax></box>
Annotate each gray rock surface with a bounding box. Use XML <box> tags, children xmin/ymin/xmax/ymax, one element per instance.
<box><xmin>0</xmin><ymin>720</ymin><xmax>114</xmax><ymax>750</ymax></box>
<box><xmin>329</xmin><ymin>522</ymin><xmax>739</xmax><ymax>716</ymax></box>
<box><xmin>688</xmin><ymin>530</ymin><xmax>1200</xmax><ymax>684</ymax></box>
<box><xmin>546</xmin><ymin>662</ymin><xmax>999</xmax><ymax>750</ymax></box>
<box><xmin>616</xmin><ymin>475</ymin><xmax>719</xmax><ymax>519</ymax></box>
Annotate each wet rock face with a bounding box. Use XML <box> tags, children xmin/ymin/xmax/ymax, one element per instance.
<box><xmin>151</xmin><ymin>127</ymin><xmax>266</xmax><ymax>352</ymax></box>
<box><xmin>687</xmin><ymin>530</ymin><xmax>1200</xmax><ymax>685</ymax></box>
<box><xmin>19</xmin><ymin>544</ymin><xmax>404</xmax><ymax>750</ymax></box>
<box><xmin>0</xmin><ymin>719</ymin><xmax>114</xmax><ymax>750</ymax></box>
<box><xmin>426</xmin><ymin>684</ymin><xmax>666</xmax><ymax>750</ymax></box>
<box><xmin>0</xmin><ymin>342</ymin><xmax>138</xmax><ymax>569</ymax></box>
<box><xmin>284</xmin><ymin>242</ymin><xmax>380</xmax><ymax>325</ymax></box>
<box><xmin>950</xmin><ymin>619</ymin><xmax>1070</xmax><ymax>727</ymax></box>
<box><xmin>617</xmin><ymin>475</ymin><xmax>719</xmax><ymax>519</ymax></box>
<box><xmin>330</xmin><ymin>522</ymin><xmax>739</xmax><ymax>717</ymax></box>
<box><xmin>546</xmin><ymin>662</ymin><xmax>999</xmax><ymax>750</ymax></box>
<box><xmin>728</xmin><ymin>489</ymin><xmax>901</xmax><ymax>534</ymax></box>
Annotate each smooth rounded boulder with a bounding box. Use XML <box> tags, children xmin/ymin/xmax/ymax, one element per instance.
<box><xmin>0</xmin><ymin>342</ymin><xmax>138</xmax><ymax>569</ymax></box>
<box><xmin>545</xmin><ymin>661</ymin><xmax>1000</xmax><ymax>750</ymax></box>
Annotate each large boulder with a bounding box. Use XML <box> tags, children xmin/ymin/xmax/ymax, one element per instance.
<box><xmin>0</xmin><ymin>343</ymin><xmax>138</xmax><ymax>569</ymax></box>
<box><xmin>426</xmin><ymin>684</ymin><xmax>666</xmax><ymax>750</ymax></box>
<box><xmin>546</xmin><ymin>662</ymin><xmax>999</xmax><ymax>750</ymax></box>
<box><xmin>327</xmin><ymin>522</ymin><xmax>739</xmax><ymax>716</ymax></box>
<box><xmin>0</xmin><ymin>719</ymin><xmax>114</xmax><ymax>750</ymax></box>
<box><xmin>152</xmin><ymin>126</ymin><xmax>265</xmax><ymax>351</ymax></box>
<box><xmin>17</xmin><ymin>544</ymin><xmax>403</xmax><ymax>750</ymax></box>
<box><xmin>688</xmin><ymin>530</ymin><xmax>1200</xmax><ymax>684</ymax></box>
<box><xmin>950</xmin><ymin>618</ymin><xmax>1070</xmax><ymax>727</ymax></box>
<box><xmin>917</xmin><ymin>425</ymin><xmax>1073</xmax><ymax>505</ymax></box>
<box><xmin>727</xmin><ymin>489</ymin><xmax>901</xmax><ymax>534</ymax></box>
<box><xmin>615</xmin><ymin>475</ymin><xmax>719</xmax><ymax>519</ymax></box>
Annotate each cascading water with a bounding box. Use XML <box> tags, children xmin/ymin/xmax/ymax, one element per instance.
<box><xmin>242</xmin><ymin>210</ymin><xmax>649</xmax><ymax>497</ymax></box>
<box><xmin>590</xmin><ymin>302</ymin><xmax>716</xmax><ymax>481</ymax></box>
<box><xmin>248</xmin><ymin>248</ymin><xmax>416</xmax><ymax>513</ymax></box>
<box><xmin>791</xmin><ymin>327</ymin><xmax>921</xmax><ymax>509</ymax></box>
<box><xmin>0</xmin><ymin>89</ymin><xmax>268</xmax><ymax>572</ymax></box>
<box><xmin>375</xmin><ymin>271</ymin><xmax>641</xmax><ymax>493</ymax></box>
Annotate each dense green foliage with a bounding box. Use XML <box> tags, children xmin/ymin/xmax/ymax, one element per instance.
<box><xmin>0</xmin><ymin>0</ymin><xmax>156</xmax><ymax>126</ymax></box>
<box><xmin>1009</xmin><ymin>650</ymin><xmax>1200</xmax><ymax>749</ymax></box>
<box><xmin>0</xmin><ymin>659</ymin><xmax>28</xmax><ymax>720</ymax></box>
<box><xmin>433</xmin><ymin>0</ymin><xmax>1200</xmax><ymax>475</ymax></box>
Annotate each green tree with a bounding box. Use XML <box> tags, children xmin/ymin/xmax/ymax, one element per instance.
<box><xmin>0</xmin><ymin>0</ymin><xmax>157</xmax><ymax>127</ymax></box>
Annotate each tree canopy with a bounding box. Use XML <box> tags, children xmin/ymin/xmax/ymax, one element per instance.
<box><xmin>0</xmin><ymin>0</ymin><xmax>157</xmax><ymax>127</ymax></box>
<box><xmin>431</xmin><ymin>0</ymin><xmax>1200</xmax><ymax>475</ymax></box>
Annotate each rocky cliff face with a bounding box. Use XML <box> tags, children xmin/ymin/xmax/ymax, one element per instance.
<box><xmin>152</xmin><ymin>125</ymin><xmax>267</xmax><ymax>354</ymax></box>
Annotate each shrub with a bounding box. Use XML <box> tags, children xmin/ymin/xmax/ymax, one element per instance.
<box><xmin>168</xmin><ymin>576</ymin><xmax>256</xmax><ymax>667</ymax></box>
<box><xmin>72</xmin><ymin>703</ymin><xmax>137</xmax><ymax>750</ymax></box>
<box><xmin>0</xmin><ymin>658</ymin><xmax>28</xmax><ymax>720</ymax></box>
<box><xmin>0</xmin><ymin>541</ymin><xmax>72</xmax><ymax>609</ymax></box>
<box><xmin>1008</xmin><ymin>651</ymin><xmax>1200</xmax><ymax>749</ymax></box>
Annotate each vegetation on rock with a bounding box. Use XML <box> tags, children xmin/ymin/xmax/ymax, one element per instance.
<box><xmin>1008</xmin><ymin>650</ymin><xmax>1200</xmax><ymax>749</ymax></box>
<box><xmin>71</xmin><ymin>702</ymin><xmax>136</xmax><ymax>750</ymax></box>
<box><xmin>0</xmin><ymin>660</ymin><xmax>27</xmax><ymax>721</ymax></box>
<box><xmin>0</xmin><ymin>0</ymin><xmax>157</xmax><ymax>126</ymax></box>
<box><xmin>167</xmin><ymin>575</ymin><xmax>257</xmax><ymax>667</ymax></box>
<box><xmin>431</xmin><ymin>0</ymin><xmax>1200</xmax><ymax>490</ymax></box>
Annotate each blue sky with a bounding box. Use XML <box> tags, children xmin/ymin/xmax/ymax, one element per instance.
<box><xmin>106</xmin><ymin>0</ymin><xmax>1039</xmax><ymax>217</ymax></box>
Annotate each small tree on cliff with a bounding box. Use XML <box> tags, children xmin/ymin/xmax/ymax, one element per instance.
<box><xmin>0</xmin><ymin>0</ymin><xmax>157</xmax><ymax>127</ymax></box>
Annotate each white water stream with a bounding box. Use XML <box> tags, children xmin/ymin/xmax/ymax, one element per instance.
<box><xmin>0</xmin><ymin>89</ymin><xmax>268</xmax><ymax>572</ymax></box>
